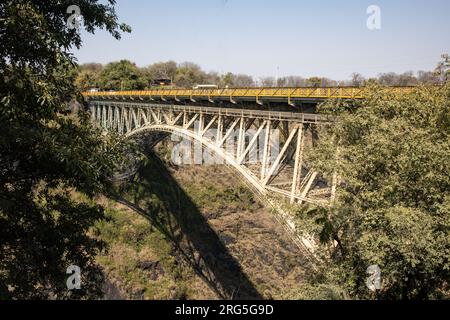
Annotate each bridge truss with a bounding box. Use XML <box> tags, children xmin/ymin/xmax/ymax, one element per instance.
<box><xmin>84</xmin><ymin>86</ymin><xmax>415</xmax><ymax>106</ymax></box>
<box><xmin>89</xmin><ymin>100</ymin><xmax>335</xmax><ymax>206</ymax></box>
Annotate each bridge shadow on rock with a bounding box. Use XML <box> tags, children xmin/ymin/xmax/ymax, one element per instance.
<box><xmin>111</xmin><ymin>152</ymin><xmax>263</xmax><ymax>300</ymax></box>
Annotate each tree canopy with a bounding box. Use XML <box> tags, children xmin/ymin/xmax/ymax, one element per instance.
<box><xmin>99</xmin><ymin>60</ymin><xmax>145</xmax><ymax>91</ymax></box>
<box><xmin>300</xmin><ymin>84</ymin><xmax>450</xmax><ymax>299</ymax></box>
<box><xmin>74</xmin><ymin>58</ymin><xmax>445</xmax><ymax>91</ymax></box>
<box><xmin>0</xmin><ymin>0</ymin><xmax>130</xmax><ymax>299</ymax></box>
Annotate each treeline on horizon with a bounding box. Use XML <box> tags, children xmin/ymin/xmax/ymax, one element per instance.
<box><xmin>75</xmin><ymin>59</ymin><xmax>447</xmax><ymax>91</ymax></box>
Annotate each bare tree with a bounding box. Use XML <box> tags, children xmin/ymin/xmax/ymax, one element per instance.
<box><xmin>378</xmin><ymin>71</ymin><xmax>418</xmax><ymax>86</ymax></box>
<box><xmin>350</xmin><ymin>73</ymin><xmax>365</xmax><ymax>86</ymax></box>
<box><xmin>260</xmin><ymin>76</ymin><xmax>275</xmax><ymax>87</ymax></box>
<box><xmin>378</xmin><ymin>72</ymin><xmax>399</xmax><ymax>86</ymax></box>
<box><xmin>417</xmin><ymin>71</ymin><xmax>439</xmax><ymax>84</ymax></box>
<box><xmin>435</xmin><ymin>54</ymin><xmax>449</xmax><ymax>83</ymax></box>
<box><xmin>233</xmin><ymin>74</ymin><xmax>255</xmax><ymax>87</ymax></box>
<box><xmin>276</xmin><ymin>77</ymin><xmax>287</xmax><ymax>87</ymax></box>
<box><xmin>144</xmin><ymin>61</ymin><xmax>177</xmax><ymax>86</ymax></box>
<box><xmin>174</xmin><ymin>62</ymin><xmax>207</xmax><ymax>88</ymax></box>
<box><xmin>205</xmin><ymin>71</ymin><xmax>221</xmax><ymax>85</ymax></box>
<box><xmin>397</xmin><ymin>71</ymin><xmax>419</xmax><ymax>86</ymax></box>
<box><xmin>284</xmin><ymin>76</ymin><xmax>306</xmax><ymax>87</ymax></box>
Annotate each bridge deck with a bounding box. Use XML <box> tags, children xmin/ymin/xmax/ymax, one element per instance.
<box><xmin>91</xmin><ymin>101</ymin><xmax>331</xmax><ymax>124</ymax></box>
<box><xmin>83</xmin><ymin>86</ymin><xmax>416</xmax><ymax>105</ymax></box>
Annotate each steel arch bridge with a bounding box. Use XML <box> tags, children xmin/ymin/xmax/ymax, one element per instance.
<box><xmin>89</xmin><ymin>99</ymin><xmax>337</xmax><ymax>207</ymax></box>
<box><xmin>85</xmin><ymin>86</ymin><xmax>419</xmax><ymax>254</ymax></box>
<box><xmin>85</xmin><ymin>85</ymin><xmax>418</xmax><ymax>205</ymax></box>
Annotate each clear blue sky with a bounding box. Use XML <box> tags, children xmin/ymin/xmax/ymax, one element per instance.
<box><xmin>74</xmin><ymin>0</ymin><xmax>450</xmax><ymax>80</ymax></box>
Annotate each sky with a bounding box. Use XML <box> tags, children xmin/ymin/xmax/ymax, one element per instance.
<box><xmin>73</xmin><ymin>0</ymin><xmax>450</xmax><ymax>81</ymax></box>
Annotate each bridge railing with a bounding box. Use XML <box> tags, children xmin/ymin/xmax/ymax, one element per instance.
<box><xmin>83</xmin><ymin>86</ymin><xmax>418</xmax><ymax>101</ymax></box>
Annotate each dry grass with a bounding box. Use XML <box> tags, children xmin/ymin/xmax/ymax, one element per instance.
<box><xmin>96</xmin><ymin>144</ymin><xmax>311</xmax><ymax>300</ymax></box>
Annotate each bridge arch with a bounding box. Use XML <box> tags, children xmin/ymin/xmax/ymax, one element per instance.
<box><xmin>90</xmin><ymin>100</ymin><xmax>331</xmax><ymax>256</ymax></box>
<box><xmin>124</xmin><ymin>123</ymin><xmax>319</xmax><ymax>258</ymax></box>
<box><xmin>90</xmin><ymin>100</ymin><xmax>332</xmax><ymax>206</ymax></box>
<box><xmin>125</xmin><ymin>124</ymin><xmax>267</xmax><ymax>196</ymax></box>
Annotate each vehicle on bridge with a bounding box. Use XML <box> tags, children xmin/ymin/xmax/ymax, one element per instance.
<box><xmin>193</xmin><ymin>84</ymin><xmax>219</xmax><ymax>90</ymax></box>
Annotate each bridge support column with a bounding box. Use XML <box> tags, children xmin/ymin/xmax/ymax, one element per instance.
<box><xmin>114</xmin><ymin>106</ymin><xmax>120</xmax><ymax>131</ymax></box>
<box><xmin>90</xmin><ymin>105</ymin><xmax>96</xmax><ymax>121</ymax></box>
<box><xmin>238</xmin><ymin>120</ymin><xmax>267</xmax><ymax>164</ymax></box>
<box><xmin>131</xmin><ymin>108</ymin><xmax>139</xmax><ymax>129</ymax></box>
<box><xmin>260</xmin><ymin>121</ymin><xmax>271</xmax><ymax>180</ymax></box>
<box><xmin>96</xmin><ymin>106</ymin><xmax>101</xmax><ymax>124</ymax></box>
<box><xmin>262</xmin><ymin>125</ymin><xmax>299</xmax><ymax>186</ymax></box>
<box><xmin>216</xmin><ymin>115</ymin><xmax>223</xmax><ymax>144</ymax></box>
<box><xmin>290</xmin><ymin>124</ymin><xmax>305</xmax><ymax>204</ymax></box>
<box><xmin>102</xmin><ymin>105</ymin><xmax>106</xmax><ymax>129</ymax></box>
<box><xmin>126</xmin><ymin>108</ymin><xmax>132</xmax><ymax>133</ymax></box>
<box><xmin>198</xmin><ymin>113</ymin><xmax>204</xmax><ymax>133</ymax></box>
<box><xmin>107</xmin><ymin>105</ymin><xmax>112</xmax><ymax>130</ymax></box>
<box><xmin>194</xmin><ymin>114</ymin><xmax>204</xmax><ymax>165</ymax></box>
<box><xmin>237</xmin><ymin>117</ymin><xmax>245</xmax><ymax>159</ymax></box>
<box><xmin>118</xmin><ymin>107</ymin><xmax>124</xmax><ymax>134</ymax></box>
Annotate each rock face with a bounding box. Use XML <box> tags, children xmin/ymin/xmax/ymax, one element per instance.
<box><xmin>102</xmin><ymin>280</ymin><xmax>125</xmax><ymax>300</ymax></box>
<box><xmin>136</xmin><ymin>260</ymin><xmax>165</xmax><ymax>280</ymax></box>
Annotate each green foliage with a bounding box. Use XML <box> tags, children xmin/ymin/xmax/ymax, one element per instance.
<box><xmin>304</xmin><ymin>84</ymin><xmax>450</xmax><ymax>299</ymax></box>
<box><xmin>306</xmin><ymin>77</ymin><xmax>323</xmax><ymax>87</ymax></box>
<box><xmin>95</xmin><ymin>204</ymin><xmax>195</xmax><ymax>299</ymax></box>
<box><xmin>75</xmin><ymin>70</ymin><xmax>100</xmax><ymax>91</ymax></box>
<box><xmin>143</xmin><ymin>60</ymin><xmax>177</xmax><ymax>84</ymax></box>
<box><xmin>174</xmin><ymin>62</ymin><xmax>207</xmax><ymax>88</ymax></box>
<box><xmin>0</xmin><ymin>0</ymin><xmax>130</xmax><ymax>299</ymax></box>
<box><xmin>221</xmin><ymin>72</ymin><xmax>234</xmax><ymax>87</ymax></box>
<box><xmin>99</xmin><ymin>60</ymin><xmax>145</xmax><ymax>91</ymax></box>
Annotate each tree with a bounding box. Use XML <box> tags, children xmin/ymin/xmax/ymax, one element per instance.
<box><xmin>220</xmin><ymin>72</ymin><xmax>234</xmax><ymax>88</ymax></box>
<box><xmin>0</xmin><ymin>0</ymin><xmax>130</xmax><ymax>299</ymax></box>
<box><xmin>378</xmin><ymin>71</ymin><xmax>419</xmax><ymax>86</ymax></box>
<box><xmin>417</xmin><ymin>70</ymin><xmax>439</xmax><ymax>85</ymax></box>
<box><xmin>75</xmin><ymin>70</ymin><xmax>99</xmax><ymax>91</ymax></box>
<box><xmin>174</xmin><ymin>62</ymin><xmax>207</xmax><ymax>88</ymax></box>
<box><xmin>322</xmin><ymin>78</ymin><xmax>338</xmax><ymax>87</ymax></box>
<box><xmin>207</xmin><ymin>71</ymin><xmax>221</xmax><ymax>85</ymax></box>
<box><xmin>144</xmin><ymin>60</ymin><xmax>177</xmax><ymax>85</ymax></box>
<box><xmin>378</xmin><ymin>72</ymin><xmax>398</xmax><ymax>86</ymax></box>
<box><xmin>232</xmin><ymin>74</ymin><xmax>255</xmax><ymax>87</ymax></box>
<box><xmin>284</xmin><ymin>76</ymin><xmax>306</xmax><ymax>87</ymax></box>
<box><xmin>306</xmin><ymin>77</ymin><xmax>322</xmax><ymax>87</ymax></box>
<box><xmin>79</xmin><ymin>63</ymin><xmax>104</xmax><ymax>73</ymax></box>
<box><xmin>435</xmin><ymin>54</ymin><xmax>450</xmax><ymax>83</ymax></box>
<box><xmin>260</xmin><ymin>77</ymin><xmax>276</xmax><ymax>87</ymax></box>
<box><xmin>276</xmin><ymin>77</ymin><xmax>288</xmax><ymax>87</ymax></box>
<box><xmin>99</xmin><ymin>60</ymin><xmax>144</xmax><ymax>90</ymax></box>
<box><xmin>397</xmin><ymin>71</ymin><xmax>419</xmax><ymax>86</ymax></box>
<box><xmin>350</xmin><ymin>73</ymin><xmax>365</xmax><ymax>87</ymax></box>
<box><xmin>75</xmin><ymin>63</ymin><xmax>103</xmax><ymax>91</ymax></box>
<box><xmin>304</xmin><ymin>84</ymin><xmax>450</xmax><ymax>299</ymax></box>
